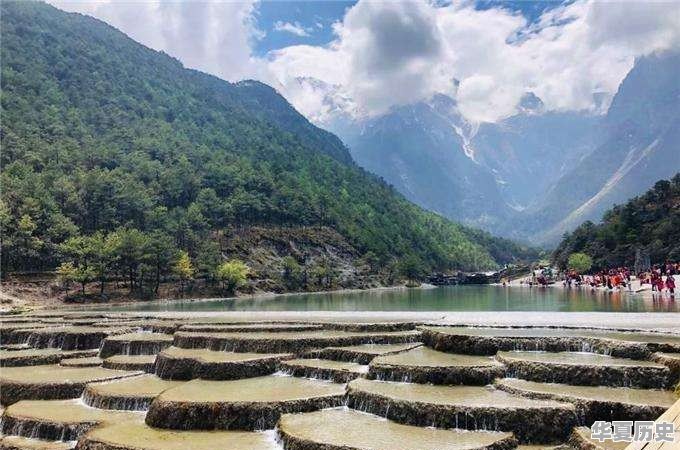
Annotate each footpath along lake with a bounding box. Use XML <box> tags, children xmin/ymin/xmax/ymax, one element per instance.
<box><xmin>107</xmin><ymin>285</ymin><xmax>680</xmax><ymax>313</ymax></box>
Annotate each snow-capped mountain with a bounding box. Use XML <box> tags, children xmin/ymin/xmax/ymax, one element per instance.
<box><xmin>293</xmin><ymin>50</ymin><xmax>679</xmax><ymax>245</ymax></box>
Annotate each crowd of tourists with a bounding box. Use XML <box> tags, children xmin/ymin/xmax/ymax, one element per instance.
<box><xmin>564</xmin><ymin>262</ymin><xmax>677</xmax><ymax>296</ymax></box>
<box><xmin>516</xmin><ymin>262</ymin><xmax>677</xmax><ymax>297</ymax></box>
<box><xmin>638</xmin><ymin>263</ymin><xmax>677</xmax><ymax>295</ymax></box>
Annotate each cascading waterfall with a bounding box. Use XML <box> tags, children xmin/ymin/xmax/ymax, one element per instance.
<box><xmin>81</xmin><ymin>390</ymin><xmax>152</xmax><ymax>412</ymax></box>
<box><xmin>0</xmin><ymin>416</ymin><xmax>92</xmax><ymax>441</ymax></box>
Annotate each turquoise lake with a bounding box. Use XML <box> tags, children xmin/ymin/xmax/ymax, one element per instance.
<box><xmin>109</xmin><ymin>286</ymin><xmax>680</xmax><ymax>312</ymax></box>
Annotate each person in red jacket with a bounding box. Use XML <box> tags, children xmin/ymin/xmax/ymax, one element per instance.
<box><xmin>656</xmin><ymin>274</ymin><xmax>666</xmax><ymax>293</ymax></box>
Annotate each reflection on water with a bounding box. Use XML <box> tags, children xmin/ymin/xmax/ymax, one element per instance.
<box><xmin>111</xmin><ymin>286</ymin><xmax>680</xmax><ymax>313</ymax></box>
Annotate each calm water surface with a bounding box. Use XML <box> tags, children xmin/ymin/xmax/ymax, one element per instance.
<box><xmin>111</xmin><ymin>286</ymin><xmax>679</xmax><ymax>312</ymax></box>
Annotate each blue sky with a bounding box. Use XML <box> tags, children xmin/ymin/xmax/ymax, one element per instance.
<box><xmin>253</xmin><ymin>1</ymin><xmax>355</xmax><ymax>55</ymax></box>
<box><xmin>476</xmin><ymin>1</ymin><xmax>570</xmax><ymax>22</ymax></box>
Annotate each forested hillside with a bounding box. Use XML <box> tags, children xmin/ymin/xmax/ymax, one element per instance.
<box><xmin>552</xmin><ymin>174</ymin><xmax>680</xmax><ymax>270</ymax></box>
<box><xmin>0</xmin><ymin>2</ymin><xmax>535</xmax><ymax>297</ymax></box>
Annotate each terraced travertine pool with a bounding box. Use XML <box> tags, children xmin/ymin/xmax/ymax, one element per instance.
<box><xmin>0</xmin><ymin>312</ymin><xmax>678</xmax><ymax>450</ymax></box>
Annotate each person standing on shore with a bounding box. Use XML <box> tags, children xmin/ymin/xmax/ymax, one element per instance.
<box><xmin>666</xmin><ymin>274</ymin><xmax>675</xmax><ymax>297</ymax></box>
<box><xmin>656</xmin><ymin>273</ymin><xmax>665</xmax><ymax>293</ymax></box>
<box><xmin>651</xmin><ymin>271</ymin><xmax>660</xmax><ymax>292</ymax></box>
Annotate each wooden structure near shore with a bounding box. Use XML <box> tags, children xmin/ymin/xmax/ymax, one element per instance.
<box><xmin>626</xmin><ymin>397</ymin><xmax>680</xmax><ymax>450</ymax></box>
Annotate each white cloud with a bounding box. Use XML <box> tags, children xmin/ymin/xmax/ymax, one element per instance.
<box><xmin>273</xmin><ymin>21</ymin><xmax>311</xmax><ymax>37</ymax></box>
<box><xmin>49</xmin><ymin>0</ymin><xmax>266</xmax><ymax>82</ymax></box>
<box><xmin>266</xmin><ymin>44</ymin><xmax>349</xmax><ymax>123</ymax></box>
<box><xmin>48</xmin><ymin>0</ymin><xmax>680</xmax><ymax>124</ymax></box>
<box><xmin>269</xmin><ymin>0</ymin><xmax>680</xmax><ymax>123</ymax></box>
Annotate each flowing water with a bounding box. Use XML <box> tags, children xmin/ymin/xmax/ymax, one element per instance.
<box><xmin>495</xmin><ymin>378</ymin><xmax>677</xmax><ymax>406</ymax></box>
<box><xmin>0</xmin><ymin>364</ymin><xmax>135</xmax><ymax>384</ymax></box>
<box><xmin>80</xmin><ymin>417</ymin><xmax>278</xmax><ymax>450</ymax></box>
<box><xmin>83</xmin><ymin>375</ymin><xmax>182</xmax><ymax>411</ymax></box>
<box><xmin>497</xmin><ymin>351</ymin><xmax>667</xmax><ymax>367</ymax></box>
<box><xmin>159</xmin><ymin>346</ymin><xmax>288</xmax><ymax>363</ymax></box>
<box><xmin>348</xmin><ymin>378</ymin><xmax>565</xmax><ymax>408</ymax></box>
<box><xmin>278</xmin><ymin>407</ymin><xmax>514</xmax><ymax>450</ymax></box>
<box><xmin>371</xmin><ymin>346</ymin><xmax>501</xmax><ymax>368</ymax></box>
<box><xmin>106</xmin><ymin>285</ymin><xmax>680</xmax><ymax>312</ymax></box>
<box><xmin>157</xmin><ymin>375</ymin><xmax>345</xmax><ymax>403</ymax></box>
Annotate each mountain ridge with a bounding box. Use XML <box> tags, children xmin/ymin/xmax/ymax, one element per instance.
<box><xmin>528</xmin><ymin>50</ymin><xmax>680</xmax><ymax>244</ymax></box>
<box><xmin>318</xmin><ymin>50</ymin><xmax>679</xmax><ymax>246</ymax></box>
<box><xmin>0</xmin><ymin>0</ymin><xmax>536</xmax><ymax>290</ymax></box>
<box><xmin>327</xmin><ymin>95</ymin><xmax>515</xmax><ymax>233</ymax></box>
